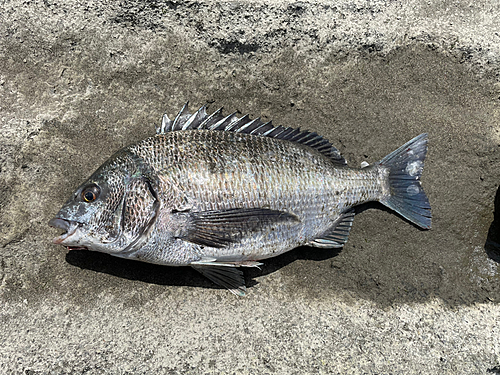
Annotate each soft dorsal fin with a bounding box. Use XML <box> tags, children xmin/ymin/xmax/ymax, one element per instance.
<box><xmin>156</xmin><ymin>102</ymin><xmax>346</xmax><ymax>165</ymax></box>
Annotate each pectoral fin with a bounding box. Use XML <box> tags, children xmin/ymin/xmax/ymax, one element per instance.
<box><xmin>177</xmin><ymin>207</ymin><xmax>299</xmax><ymax>248</ymax></box>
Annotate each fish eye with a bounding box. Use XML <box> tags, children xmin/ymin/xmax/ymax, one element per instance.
<box><xmin>81</xmin><ymin>185</ymin><xmax>100</xmax><ymax>203</ymax></box>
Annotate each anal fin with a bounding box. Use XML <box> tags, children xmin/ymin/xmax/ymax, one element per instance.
<box><xmin>307</xmin><ymin>210</ymin><xmax>355</xmax><ymax>248</ymax></box>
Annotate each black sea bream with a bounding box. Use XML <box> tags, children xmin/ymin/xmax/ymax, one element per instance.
<box><xmin>49</xmin><ymin>104</ymin><xmax>431</xmax><ymax>295</ymax></box>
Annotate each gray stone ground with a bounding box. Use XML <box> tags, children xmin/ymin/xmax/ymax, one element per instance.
<box><xmin>1</xmin><ymin>0</ymin><xmax>500</xmax><ymax>373</ymax></box>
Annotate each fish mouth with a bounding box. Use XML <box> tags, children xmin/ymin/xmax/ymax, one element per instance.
<box><xmin>48</xmin><ymin>218</ymin><xmax>87</xmax><ymax>250</ymax></box>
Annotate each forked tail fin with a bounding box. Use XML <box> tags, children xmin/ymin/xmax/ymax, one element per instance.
<box><xmin>378</xmin><ymin>133</ymin><xmax>431</xmax><ymax>229</ymax></box>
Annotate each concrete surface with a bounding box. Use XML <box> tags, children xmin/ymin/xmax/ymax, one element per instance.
<box><xmin>1</xmin><ymin>0</ymin><xmax>499</xmax><ymax>373</ymax></box>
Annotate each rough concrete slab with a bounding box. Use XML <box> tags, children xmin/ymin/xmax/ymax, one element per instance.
<box><xmin>0</xmin><ymin>0</ymin><xmax>499</xmax><ymax>374</ymax></box>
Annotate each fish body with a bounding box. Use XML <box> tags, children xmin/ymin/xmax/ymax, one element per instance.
<box><xmin>49</xmin><ymin>104</ymin><xmax>431</xmax><ymax>295</ymax></box>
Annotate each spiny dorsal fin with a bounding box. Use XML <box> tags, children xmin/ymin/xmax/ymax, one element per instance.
<box><xmin>157</xmin><ymin>103</ymin><xmax>346</xmax><ymax>165</ymax></box>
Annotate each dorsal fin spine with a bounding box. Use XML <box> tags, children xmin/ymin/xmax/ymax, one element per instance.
<box><xmin>158</xmin><ymin>104</ymin><xmax>346</xmax><ymax>164</ymax></box>
<box><xmin>164</xmin><ymin>115</ymin><xmax>172</xmax><ymax>132</ymax></box>
<box><xmin>210</xmin><ymin>113</ymin><xmax>237</xmax><ymax>131</ymax></box>
<box><xmin>235</xmin><ymin>118</ymin><xmax>261</xmax><ymax>133</ymax></box>
<box><xmin>226</xmin><ymin>114</ymin><xmax>250</xmax><ymax>132</ymax></box>
<box><xmin>250</xmin><ymin>122</ymin><xmax>274</xmax><ymax>135</ymax></box>
<box><xmin>239</xmin><ymin>119</ymin><xmax>263</xmax><ymax>134</ymax></box>
<box><xmin>181</xmin><ymin>105</ymin><xmax>206</xmax><ymax>130</ymax></box>
<box><xmin>263</xmin><ymin>124</ymin><xmax>285</xmax><ymax>138</ymax></box>
<box><xmin>172</xmin><ymin>102</ymin><xmax>189</xmax><ymax>131</ymax></box>
<box><xmin>199</xmin><ymin>108</ymin><xmax>224</xmax><ymax>129</ymax></box>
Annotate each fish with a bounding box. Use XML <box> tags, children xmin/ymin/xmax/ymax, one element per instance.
<box><xmin>49</xmin><ymin>103</ymin><xmax>431</xmax><ymax>295</ymax></box>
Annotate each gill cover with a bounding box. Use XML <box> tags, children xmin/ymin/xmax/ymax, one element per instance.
<box><xmin>117</xmin><ymin>176</ymin><xmax>160</xmax><ymax>255</ymax></box>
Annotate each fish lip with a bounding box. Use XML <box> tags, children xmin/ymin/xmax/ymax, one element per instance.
<box><xmin>48</xmin><ymin>217</ymin><xmax>81</xmax><ymax>245</ymax></box>
<box><xmin>48</xmin><ymin>218</ymin><xmax>71</xmax><ymax>232</ymax></box>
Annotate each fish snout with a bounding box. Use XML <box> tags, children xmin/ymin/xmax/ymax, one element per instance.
<box><xmin>48</xmin><ymin>217</ymin><xmax>79</xmax><ymax>245</ymax></box>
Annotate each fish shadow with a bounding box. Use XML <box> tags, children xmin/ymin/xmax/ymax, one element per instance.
<box><xmin>485</xmin><ymin>185</ymin><xmax>500</xmax><ymax>263</ymax></box>
<box><xmin>65</xmin><ymin>244</ymin><xmax>342</xmax><ymax>292</ymax></box>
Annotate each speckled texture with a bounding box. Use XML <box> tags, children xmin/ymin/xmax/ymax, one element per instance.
<box><xmin>58</xmin><ymin>128</ymin><xmax>389</xmax><ymax>265</ymax></box>
<box><xmin>1</xmin><ymin>0</ymin><xmax>500</xmax><ymax>373</ymax></box>
<box><xmin>51</xmin><ymin>125</ymin><xmax>393</xmax><ymax>268</ymax></box>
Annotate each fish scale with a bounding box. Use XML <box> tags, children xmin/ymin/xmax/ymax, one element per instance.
<box><xmin>128</xmin><ymin>130</ymin><xmax>377</xmax><ymax>261</ymax></box>
<box><xmin>49</xmin><ymin>104</ymin><xmax>431</xmax><ymax>295</ymax></box>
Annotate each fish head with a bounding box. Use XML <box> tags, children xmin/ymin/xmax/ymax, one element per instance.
<box><xmin>49</xmin><ymin>152</ymin><xmax>159</xmax><ymax>255</ymax></box>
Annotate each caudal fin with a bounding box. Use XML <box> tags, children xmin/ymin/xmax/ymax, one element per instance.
<box><xmin>378</xmin><ymin>133</ymin><xmax>431</xmax><ymax>229</ymax></box>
